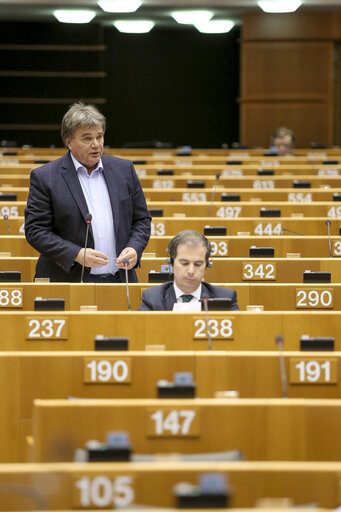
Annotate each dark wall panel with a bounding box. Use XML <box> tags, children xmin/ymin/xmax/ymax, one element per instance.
<box><xmin>0</xmin><ymin>21</ymin><xmax>239</xmax><ymax>148</ymax></box>
<box><xmin>0</xmin><ymin>21</ymin><xmax>105</xmax><ymax>147</ymax></box>
<box><xmin>103</xmin><ymin>26</ymin><xmax>240</xmax><ymax>148</ymax></box>
<box><xmin>0</xmin><ymin>21</ymin><xmax>103</xmax><ymax>45</ymax></box>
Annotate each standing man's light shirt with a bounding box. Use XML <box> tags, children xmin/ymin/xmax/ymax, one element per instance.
<box><xmin>71</xmin><ymin>153</ymin><xmax>117</xmax><ymax>275</ymax></box>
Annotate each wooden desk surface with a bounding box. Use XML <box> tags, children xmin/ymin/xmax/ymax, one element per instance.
<box><xmin>2</xmin><ymin>350</ymin><xmax>340</xmax><ymax>463</ymax></box>
<box><xmin>146</xmin><ymin>235</ymin><xmax>341</xmax><ymax>258</ymax></box>
<box><xmin>147</xmin><ymin>201</ymin><xmax>341</xmax><ymax>218</ymax></box>
<box><xmin>3</xmin><ymin>211</ymin><xmax>341</xmax><ymax>237</ymax></box>
<box><xmin>0</xmin><ymin>460</ymin><xmax>339</xmax><ymax>509</ymax></box>
<box><xmin>147</xmin><ymin>217</ymin><xmax>341</xmax><ymax>236</ymax></box>
<box><xmin>139</xmin><ymin>175</ymin><xmax>341</xmax><ymax>189</ymax></box>
<box><xmin>2</xmin><ymin>163</ymin><xmax>341</xmax><ymax>179</ymax></box>
<box><xmin>2</xmin><ymin>199</ymin><xmax>341</xmax><ymax>220</ymax></box>
<box><xmin>138</xmin><ymin>255</ymin><xmax>341</xmax><ymax>282</ymax></box>
<box><xmin>0</xmin><ymin>310</ymin><xmax>339</xmax><ymax>351</ymax></box>
<box><xmin>3</xmin><ymin>233</ymin><xmax>341</xmax><ymax>259</ymax></box>
<box><xmin>143</xmin><ymin>187</ymin><xmax>341</xmax><ymax>202</ymax></box>
<box><xmin>2</xmin><ymin>281</ymin><xmax>341</xmax><ymax>311</ymax></box>
<box><xmin>3</xmin><ymin>253</ymin><xmax>341</xmax><ymax>283</ymax></box>
<box><xmin>31</xmin><ymin>397</ymin><xmax>341</xmax><ymax>463</ymax></box>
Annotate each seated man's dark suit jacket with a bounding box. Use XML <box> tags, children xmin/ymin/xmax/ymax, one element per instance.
<box><xmin>138</xmin><ymin>281</ymin><xmax>239</xmax><ymax>311</ymax></box>
<box><xmin>24</xmin><ymin>151</ymin><xmax>151</xmax><ymax>282</ymax></box>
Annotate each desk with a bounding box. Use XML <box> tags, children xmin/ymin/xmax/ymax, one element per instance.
<box><xmin>1</xmin><ymin>164</ymin><xmax>340</xmax><ymax>180</ymax></box>
<box><xmin>140</xmin><ymin>175</ymin><xmax>341</xmax><ymax>189</ymax></box>
<box><xmin>31</xmin><ymin>398</ymin><xmax>341</xmax><ymax>463</ymax></box>
<box><xmin>0</xmin><ymin>460</ymin><xmax>338</xmax><ymax>509</ymax></box>
<box><xmin>0</xmin><ymin>186</ymin><xmax>29</xmax><ymax>201</ymax></box>
<box><xmin>146</xmin><ymin>235</ymin><xmax>341</xmax><ymax>258</ymax></box>
<box><xmin>0</xmin><ymin>174</ymin><xmax>30</xmax><ymax>186</ymax></box>
<box><xmin>134</xmin><ymin>163</ymin><xmax>341</xmax><ymax>176</ymax></box>
<box><xmin>3</xmin><ymin>282</ymin><xmax>341</xmax><ymax>311</ymax></box>
<box><xmin>1</xmin><ymin>350</ymin><xmax>340</xmax><ymax>462</ymax></box>
<box><xmin>0</xmin><ymin>256</ymin><xmax>35</xmax><ymax>281</ymax></box>
<box><xmin>138</xmin><ymin>256</ymin><xmax>341</xmax><ymax>282</ymax></box>
<box><xmin>1</xmin><ymin>215</ymin><xmax>341</xmax><ymax>240</ymax></box>
<box><xmin>147</xmin><ymin>217</ymin><xmax>341</xmax><ymax>237</ymax></box>
<box><xmin>0</xmin><ymin>310</ymin><xmax>339</xmax><ymax>351</ymax></box>
<box><xmin>143</xmin><ymin>187</ymin><xmax>341</xmax><ymax>202</ymax></box>
<box><xmin>147</xmin><ymin>201</ymin><xmax>341</xmax><ymax>218</ymax></box>
<box><xmin>5</xmin><ymin>254</ymin><xmax>341</xmax><ymax>283</ymax></box>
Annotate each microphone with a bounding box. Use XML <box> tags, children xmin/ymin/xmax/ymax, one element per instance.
<box><xmin>280</xmin><ymin>227</ymin><xmax>304</xmax><ymax>236</ymax></box>
<box><xmin>325</xmin><ymin>219</ymin><xmax>333</xmax><ymax>257</ymax></box>
<box><xmin>80</xmin><ymin>213</ymin><xmax>92</xmax><ymax>283</ymax></box>
<box><xmin>208</xmin><ymin>173</ymin><xmax>220</xmax><ymax>217</ymax></box>
<box><xmin>122</xmin><ymin>258</ymin><xmax>131</xmax><ymax>311</ymax></box>
<box><xmin>275</xmin><ymin>335</ymin><xmax>288</xmax><ymax>399</ymax></box>
<box><xmin>3</xmin><ymin>214</ymin><xmax>10</xmax><ymax>235</ymax></box>
<box><xmin>202</xmin><ymin>297</ymin><xmax>212</xmax><ymax>351</ymax></box>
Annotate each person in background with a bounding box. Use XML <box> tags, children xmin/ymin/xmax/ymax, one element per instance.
<box><xmin>138</xmin><ymin>230</ymin><xmax>239</xmax><ymax>311</ymax></box>
<box><xmin>25</xmin><ymin>102</ymin><xmax>151</xmax><ymax>282</ymax></box>
<box><xmin>269</xmin><ymin>126</ymin><xmax>296</xmax><ymax>156</ymax></box>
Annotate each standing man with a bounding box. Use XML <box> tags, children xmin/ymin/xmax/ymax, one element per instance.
<box><xmin>25</xmin><ymin>102</ymin><xmax>151</xmax><ymax>282</ymax></box>
<box><xmin>138</xmin><ymin>230</ymin><xmax>239</xmax><ymax>310</ymax></box>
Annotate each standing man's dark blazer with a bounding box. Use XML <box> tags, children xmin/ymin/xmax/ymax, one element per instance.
<box><xmin>138</xmin><ymin>281</ymin><xmax>239</xmax><ymax>311</ymax></box>
<box><xmin>25</xmin><ymin>151</ymin><xmax>151</xmax><ymax>282</ymax></box>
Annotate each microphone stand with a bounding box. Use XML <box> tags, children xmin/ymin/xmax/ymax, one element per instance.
<box><xmin>325</xmin><ymin>219</ymin><xmax>332</xmax><ymax>257</ymax></box>
<box><xmin>3</xmin><ymin>215</ymin><xmax>10</xmax><ymax>235</ymax></box>
<box><xmin>208</xmin><ymin>173</ymin><xmax>220</xmax><ymax>217</ymax></box>
<box><xmin>202</xmin><ymin>297</ymin><xmax>212</xmax><ymax>351</ymax></box>
<box><xmin>280</xmin><ymin>227</ymin><xmax>304</xmax><ymax>236</ymax></box>
<box><xmin>123</xmin><ymin>258</ymin><xmax>131</xmax><ymax>311</ymax></box>
<box><xmin>275</xmin><ymin>335</ymin><xmax>288</xmax><ymax>399</ymax></box>
<box><xmin>81</xmin><ymin>214</ymin><xmax>92</xmax><ymax>283</ymax></box>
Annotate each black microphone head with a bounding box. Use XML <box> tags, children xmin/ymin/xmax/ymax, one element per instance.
<box><xmin>122</xmin><ymin>258</ymin><xmax>129</xmax><ymax>265</ymax></box>
<box><xmin>85</xmin><ymin>213</ymin><xmax>92</xmax><ymax>223</ymax></box>
<box><xmin>326</xmin><ymin>219</ymin><xmax>331</xmax><ymax>226</ymax></box>
<box><xmin>215</xmin><ymin>173</ymin><xmax>220</xmax><ymax>180</ymax></box>
<box><xmin>3</xmin><ymin>215</ymin><xmax>8</xmax><ymax>220</ymax></box>
<box><xmin>275</xmin><ymin>335</ymin><xmax>284</xmax><ymax>345</ymax></box>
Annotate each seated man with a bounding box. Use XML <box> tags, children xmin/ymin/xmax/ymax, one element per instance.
<box><xmin>138</xmin><ymin>230</ymin><xmax>239</xmax><ymax>311</ymax></box>
<box><xmin>269</xmin><ymin>126</ymin><xmax>295</xmax><ymax>156</ymax></box>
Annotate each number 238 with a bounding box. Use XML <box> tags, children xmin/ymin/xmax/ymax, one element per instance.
<box><xmin>194</xmin><ymin>318</ymin><xmax>233</xmax><ymax>339</ymax></box>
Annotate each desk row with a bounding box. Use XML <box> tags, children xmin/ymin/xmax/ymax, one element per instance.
<box><xmin>2</xmin><ymin>175</ymin><xmax>341</xmax><ymax>197</ymax></box>
<box><xmin>1</xmin><ymin>255</ymin><xmax>341</xmax><ymax>283</ymax></box>
<box><xmin>132</xmin><ymin>163</ymin><xmax>341</xmax><ymax>176</ymax></box>
<box><xmin>2</xmin><ymin>187</ymin><xmax>341</xmax><ymax>206</ymax></box>
<box><xmin>28</xmin><ymin>397</ymin><xmax>341</xmax><ymax>463</ymax></box>
<box><xmin>139</xmin><ymin>174</ymin><xmax>341</xmax><ymax>189</ymax></box>
<box><xmin>4</xmin><ymin>200</ymin><xmax>341</xmax><ymax>219</ymax></box>
<box><xmin>2</xmin><ymin>282</ymin><xmax>341</xmax><ymax>311</ymax></box>
<box><xmin>0</xmin><ymin>310</ymin><xmax>338</xmax><ymax>351</ymax></box>
<box><xmin>1</xmin><ymin>350</ymin><xmax>341</xmax><ymax>462</ymax></box>
<box><xmin>2</xmin><ymin>216</ymin><xmax>341</xmax><ymax>239</ymax></box>
<box><xmin>3</xmin><ymin>162</ymin><xmax>341</xmax><ymax>180</ymax></box>
<box><xmin>1</xmin><ymin>234</ymin><xmax>341</xmax><ymax>259</ymax></box>
<box><xmin>0</xmin><ymin>461</ymin><xmax>338</xmax><ymax>509</ymax></box>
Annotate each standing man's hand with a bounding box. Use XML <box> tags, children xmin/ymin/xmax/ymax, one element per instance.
<box><xmin>75</xmin><ymin>248</ymin><xmax>109</xmax><ymax>267</ymax></box>
<box><xmin>116</xmin><ymin>247</ymin><xmax>137</xmax><ymax>269</ymax></box>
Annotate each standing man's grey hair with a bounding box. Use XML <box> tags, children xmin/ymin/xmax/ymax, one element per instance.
<box><xmin>61</xmin><ymin>102</ymin><xmax>106</xmax><ymax>145</ymax></box>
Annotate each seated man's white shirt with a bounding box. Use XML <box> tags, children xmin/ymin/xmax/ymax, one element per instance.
<box><xmin>173</xmin><ymin>282</ymin><xmax>202</xmax><ymax>312</ymax></box>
